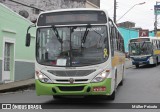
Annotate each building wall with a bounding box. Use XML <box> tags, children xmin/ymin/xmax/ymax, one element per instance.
<box><xmin>87</xmin><ymin>0</ymin><xmax>100</xmax><ymax>7</ymax></box>
<box><xmin>14</xmin><ymin>61</ymin><xmax>35</xmax><ymax>81</ymax></box>
<box><xmin>117</xmin><ymin>22</ymin><xmax>135</xmax><ymax>28</ymax></box>
<box><xmin>0</xmin><ymin>60</ymin><xmax>2</xmax><ymax>81</ymax></box>
<box><xmin>118</xmin><ymin>27</ymin><xmax>139</xmax><ymax>52</ymax></box>
<box><xmin>86</xmin><ymin>0</ymin><xmax>100</xmax><ymax>8</ymax></box>
<box><xmin>149</xmin><ymin>31</ymin><xmax>155</xmax><ymax>37</ymax></box>
<box><xmin>1</xmin><ymin>0</ymin><xmax>86</xmax><ymax>21</ymax></box>
<box><xmin>0</xmin><ymin>18</ymin><xmax>3</xmax><ymax>59</ymax></box>
<box><xmin>0</xmin><ymin>3</ymin><xmax>35</xmax><ymax>82</ymax></box>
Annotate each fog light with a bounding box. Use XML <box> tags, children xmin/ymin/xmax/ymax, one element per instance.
<box><xmin>93</xmin><ymin>86</ymin><xmax>106</xmax><ymax>92</ymax></box>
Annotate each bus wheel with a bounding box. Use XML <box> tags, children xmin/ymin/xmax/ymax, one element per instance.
<box><xmin>119</xmin><ymin>78</ymin><xmax>123</xmax><ymax>86</ymax></box>
<box><xmin>135</xmin><ymin>64</ymin><xmax>139</xmax><ymax>68</ymax></box>
<box><xmin>154</xmin><ymin>58</ymin><xmax>158</xmax><ymax>67</ymax></box>
<box><xmin>108</xmin><ymin>73</ymin><xmax>117</xmax><ymax>100</ymax></box>
<box><xmin>119</xmin><ymin>67</ymin><xmax>124</xmax><ymax>86</ymax></box>
<box><xmin>108</xmin><ymin>91</ymin><xmax>115</xmax><ymax>100</ymax></box>
<box><xmin>156</xmin><ymin>58</ymin><xmax>158</xmax><ymax>66</ymax></box>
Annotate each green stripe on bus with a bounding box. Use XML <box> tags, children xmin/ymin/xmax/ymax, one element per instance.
<box><xmin>35</xmin><ymin>78</ymin><xmax>111</xmax><ymax>96</ymax></box>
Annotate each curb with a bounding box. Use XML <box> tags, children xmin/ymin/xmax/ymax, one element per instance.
<box><xmin>0</xmin><ymin>79</ymin><xmax>35</xmax><ymax>93</ymax></box>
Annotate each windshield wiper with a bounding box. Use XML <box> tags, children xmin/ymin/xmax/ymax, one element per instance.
<box><xmin>51</xmin><ymin>25</ymin><xmax>63</xmax><ymax>43</ymax></box>
<box><xmin>81</xmin><ymin>24</ymin><xmax>91</xmax><ymax>44</ymax></box>
<box><xmin>141</xmin><ymin>41</ymin><xmax>146</xmax><ymax>48</ymax></box>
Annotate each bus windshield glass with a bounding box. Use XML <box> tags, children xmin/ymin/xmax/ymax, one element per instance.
<box><xmin>36</xmin><ymin>25</ymin><xmax>109</xmax><ymax>67</ymax></box>
<box><xmin>129</xmin><ymin>42</ymin><xmax>152</xmax><ymax>56</ymax></box>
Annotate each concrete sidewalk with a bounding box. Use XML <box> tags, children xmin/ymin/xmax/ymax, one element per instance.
<box><xmin>0</xmin><ymin>59</ymin><xmax>133</xmax><ymax>93</ymax></box>
<box><xmin>0</xmin><ymin>79</ymin><xmax>35</xmax><ymax>93</ymax></box>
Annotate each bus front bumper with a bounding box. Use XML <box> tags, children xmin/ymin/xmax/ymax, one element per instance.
<box><xmin>132</xmin><ymin>61</ymin><xmax>149</xmax><ymax>65</ymax></box>
<box><xmin>35</xmin><ymin>78</ymin><xmax>112</xmax><ymax>96</ymax></box>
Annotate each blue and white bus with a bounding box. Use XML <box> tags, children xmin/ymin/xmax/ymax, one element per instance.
<box><xmin>129</xmin><ymin>37</ymin><xmax>160</xmax><ymax>68</ymax></box>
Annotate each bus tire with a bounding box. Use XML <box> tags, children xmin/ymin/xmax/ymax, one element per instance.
<box><xmin>135</xmin><ymin>64</ymin><xmax>139</xmax><ymax>68</ymax></box>
<box><xmin>108</xmin><ymin>71</ymin><xmax>117</xmax><ymax>100</ymax></box>
<box><xmin>119</xmin><ymin>67</ymin><xmax>124</xmax><ymax>86</ymax></box>
<box><xmin>156</xmin><ymin>57</ymin><xmax>158</xmax><ymax>65</ymax></box>
<box><xmin>154</xmin><ymin>58</ymin><xmax>158</xmax><ymax>67</ymax></box>
<box><xmin>119</xmin><ymin>78</ymin><xmax>123</xmax><ymax>86</ymax></box>
<box><xmin>108</xmin><ymin>91</ymin><xmax>115</xmax><ymax>100</ymax></box>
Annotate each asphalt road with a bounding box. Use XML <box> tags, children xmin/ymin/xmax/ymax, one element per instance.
<box><xmin>0</xmin><ymin>64</ymin><xmax>160</xmax><ymax>112</ymax></box>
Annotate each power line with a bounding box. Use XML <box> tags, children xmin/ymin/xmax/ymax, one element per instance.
<box><xmin>117</xmin><ymin>2</ymin><xmax>145</xmax><ymax>22</ymax></box>
<box><xmin>113</xmin><ymin>0</ymin><xmax>117</xmax><ymax>24</ymax></box>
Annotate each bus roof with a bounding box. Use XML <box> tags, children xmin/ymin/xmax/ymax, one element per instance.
<box><xmin>131</xmin><ymin>37</ymin><xmax>160</xmax><ymax>40</ymax></box>
<box><xmin>129</xmin><ymin>37</ymin><xmax>160</xmax><ymax>43</ymax></box>
<box><xmin>39</xmin><ymin>8</ymin><xmax>108</xmax><ymax>15</ymax></box>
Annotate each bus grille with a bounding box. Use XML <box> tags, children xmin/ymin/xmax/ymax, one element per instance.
<box><xmin>58</xmin><ymin>86</ymin><xmax>84</xmax><ymax>91</ymax></box>
<box><xmin>56</xmin><ymin>79</ymin><xmax>88</xmax><ymax>83</ymax></box>
<box><xmin>132</xmin><ymin>57</ymin><xmax>149</xmax><ymax>61</ymax></box>
<box><xmin>48</xmin><ymin>70</ymin><xmax>96</xmax><ymax>77</ymax></box>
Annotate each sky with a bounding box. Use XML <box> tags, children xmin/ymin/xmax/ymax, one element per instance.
<box><xmin>100</xmin><ymin>0</ymin><xmax>160</xmax><ymax>30</ymax></box>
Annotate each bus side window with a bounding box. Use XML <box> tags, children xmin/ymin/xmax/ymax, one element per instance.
<box><xmin>116</xmin><ymin>32</ymin><xmax>118</xmax><ymax>51</ymax></box>
<box><xmin>119</xmin><ymin>33</ymin><xmax>125</xmax><ymax>53</ymax></box>
<box><xmin>114</xmin><ymin>30</ymin><xmax>118</xmax><ymax>51</ymax></box>
<box><xmin>153</xmin><ymin>40</ymin><xmax>157</xmax><ymax>50</ymax></box>
<box><xmin>156</xmin><ymin>40</ymin><xmax>159</xmax><ymax>49</ymax></box>
<box><xmin>109</xmin><ymin>22</ymin><xmax>115</xmax><ymax>57</ymax></box>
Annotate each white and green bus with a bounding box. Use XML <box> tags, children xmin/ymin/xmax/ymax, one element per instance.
<box><xmin>26</xmin><ymin>8</ymin><xmax>125</xmax><ymax>100</ymax></box>
<box><xmin>129</xmin><ymin>37</ymin><xmax>160</xmax><ymax>68</ymax></box>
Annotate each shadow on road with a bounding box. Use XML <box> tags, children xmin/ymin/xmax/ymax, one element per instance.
<box><xmin>45</xmin><ymin>95</ymin><xmax>112</xmax><ymax>103</ymax></box>
<box><xmin>42</xmin><ymin>97</ymin><xmax>120</xmax><ymax>109</ymax></box>
<box><xmin>42</xmin><ymin>96</ymin><xmax>113</xmax><ymax>109</ymax></box>
<box><xmin>42</xmin><ymin>87</ymin><xmax>124</xmax><ymax>109</ymax></box>
<box><xmin>134</xmin><ymin>64</ymin><xmax>159</xmax><ymax>69</ymax></box>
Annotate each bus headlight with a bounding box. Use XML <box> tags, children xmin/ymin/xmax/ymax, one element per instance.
<box><xmin>36</xmin><ymin>71</ymin><xmax>53</xmax><ymax>83</ymax></box>
<box><xmin>91</xmin><ymin>70</ymin><xmax>110</xmax><ymax>83</ymax></box>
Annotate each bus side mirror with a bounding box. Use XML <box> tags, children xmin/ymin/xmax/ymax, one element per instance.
<box><xmin>25</xmin><ymin>33</ymin><xmax>31</xmax><ymax>47</ymax></box>
<box><xmin>25</xmin><ymin>24</ymin><xmax>36</xmax><ymax>47</ymax></box>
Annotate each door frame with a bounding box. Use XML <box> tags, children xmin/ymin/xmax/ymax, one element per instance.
<box><xmin>2</xmin><ymin>37</ymin><xmax>15</xmax><ymax>83</ymax></box>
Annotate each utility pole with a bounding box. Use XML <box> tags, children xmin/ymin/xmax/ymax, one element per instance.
<box><xmin>154</xmin><ymin>1</ymin><xmax>158</xmax><ymax>36</ymax></box>
<box><xmin>113</xmin><ymin>0</ymin><xmax>117</xmax><ymax>24</ymax></box>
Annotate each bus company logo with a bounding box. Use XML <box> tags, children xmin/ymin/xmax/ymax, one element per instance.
<box><xmin>2</xmin><ymin>104</ymin><xmax>11</xmax><ymax>109</ymax></box>
<box><xmin>69</xmin><ymin>78</ymin><xmax>74</xmax><ymax>84</ymax></box>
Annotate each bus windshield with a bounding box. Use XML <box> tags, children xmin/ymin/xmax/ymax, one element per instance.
<box><xmin>36</xmin><ymin>25</ymin><xmax>109</xmax><ymax>67</ymax></box>
<box><xmin>129</xmin><ymin>42</ymin><xmax>152</xmax><ymax>56</ymax></box>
